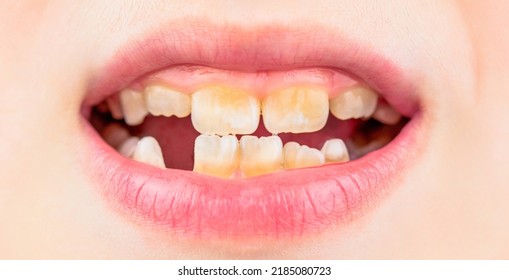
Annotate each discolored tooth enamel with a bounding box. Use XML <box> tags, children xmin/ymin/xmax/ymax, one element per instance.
<box><xmin>372</xmin><ymin>102</ymin><xmax>402</xmax><ymax>125</ymax></box>
<box><xmin>321</xmin><ymin>139</ymin><xmax>349</xmax><ymax>163</ymax></box>
<box><xmin>106</xmin><ymin>95</ymin><xmax>123</xmax><ymax>120</ymax></box>
<box><xmin>283</xmin><ymin>142</ymin><xmax>324</xmax><ymax>169</ymax></box>
<box><xmin>144</xmin><ymin>84</ymin><xmax>191</xmax><ymax>118</ymax></box>
<box><xmin>262</xmin><ymin>87</ymin><xmax>329</xmax><ymax>134</ymax></box>
<box><xmin>118</xmin><ymin>137</ymin><xmax>140</xmax><ymax>158</ymax></box>
<box><xmin>330</xmin><ymin>86</ymin><xmax>378</xmax><ymax>120</ymax></box>
<box><xmin>191</xmin><ymin>86</ymin><xmax>260</xmax><ymax>135</ymax></box>
<box><xmin>101</xmin><ymin>123</ymin><xmax>131</xmax><ymax>148</ymax></box>
<box><xmin>132</xmin><ymin>136</ymin><xmax>166</xmax><ymax>168</ymax></box>
<box><xmin>193</xmin><ymin>135</ymin><xmax>239</xmax><ymax>178</ymax></box>
<box><xmin>119</xmin><ymin>88</ymin><xmax>148</xmax><ymax>126</ymax></box>
<box><xmin>240</xmin><ymin>135</ymin><xmax>283</xmax><ymax>177</ymax></box>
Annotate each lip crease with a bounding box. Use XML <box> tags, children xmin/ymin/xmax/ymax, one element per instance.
<box><xmin>80</xmin><ymin>20</ymin><xmax>424</xmax><ymax>239</ymax></box>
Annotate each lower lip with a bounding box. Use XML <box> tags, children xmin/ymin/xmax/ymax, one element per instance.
<box><xmin>80</xmin><ymin>112</ymin><xmax>423</xmax><ymax>239</ymax></box>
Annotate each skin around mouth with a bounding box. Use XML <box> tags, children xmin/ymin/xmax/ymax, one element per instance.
<box><xmin>80</xmin><ymin>22</ymin><xmax>425</xmax><ymax>240</ymax></box>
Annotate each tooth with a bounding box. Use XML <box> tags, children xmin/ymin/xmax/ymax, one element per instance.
<box><xmin>239</xmin><ymin>135</ymin><xmax>283</xmax><ymax>177</ymax></box>
<box><xmin>144</xmin><ymin>85</ymin><xmax>191</xmax><ymax>118</ymax></box>
<box><xmin>372</xmin><ymin>102</ymin><xmax>402</xmax><ymax>125</ymax></box>
<box><xmin>321</xmin><ymin>139</ymin><xmax>349</xmax><ymax>163</ymax></box>
<box><xmin>118</xmin><ymin>137</ymin><xmax>140</xmax><ymax>158</ymax></box>
<box><xmin>262</xmin><ymin>87</ymin><xmax>329</xmax><ymax>134</ymax></box>
<box><xmin>330</xmin><ymin>86</ymin><xmax>378</xmax><ymax>120</ymax></box>
<box><xmin>106</xmin><ymin>95</ymin><xmax>124</xmax><ymax>120</ymax></box>
<box><xmin>283</xmin><ymin>142</ymin><xmax>324</xmax><ymax>169</ymax></box>
<box><xmin>191</xmin><ymin>86</ymin><xmax>260</xmax><ymax>135</ymax></box>
<box><xmin>101</xmin><ymin>123</ymin><xmax>130</xmax><ymax>148</ymax></box>
<box><xmin>132</xmin><ymin>136</ymin><xmax>166</xmax><ymax>168</ymax></box>
<box><xmin>119</xmin><ymin>88</ymin><xmax>148</xmax><ymax>126</ymax></box>
<box><xmin>193</xmin><ymin>135</ymin><xmax>239</xmax><ymax>178</ymax></box>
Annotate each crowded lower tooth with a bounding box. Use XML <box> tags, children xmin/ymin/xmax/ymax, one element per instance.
<box><xmin>330</xmin><ymin>86</ymin><xmax>378</xmax><ymax>120</ymax></box>
<box><xmin>144</xmin><ymin>84</ymin><xmax>191</xmax><ymax>118</ymax></box>
<box><xmin>101</xmin><ymin>123</ymin><xmax>130</xmax><ymax>148</ymax></box>
<box><xmin>262</xmin><ymin>87</ymin><xmax>329</xmax><ymax>134</ymax></box>
<box><xmin>372</xmin><ymin>102</ymin><xmax>402</xmax><ymax>125</ymax></box>
<box><xmin>239</xmin><ymin>136</ymin><xmax>283</xmax><ymax>177</ymax></box>
<box><xmin>193</xmin><ymin>135</ymin><xmax>239</xmax><ymax>178</ymax></box>
<box><xmin>132</xmin><ymin>136</ymin><xmax>166</xmax><ymax>168</ymax></box>
<box><xmin>191</xmin><ymin>86</ymin><xmax>260</xmax><ymax>135</ymax></box>
<box><xmin>119</xmin><ymin>88</ymin><xmax>148</xmax><ymax>126</ymax></box>
<box><xmin>283</xmin><ymin>142</ymin><xmax>325</xmax><ymax>169</ymax></box>
<box><xmin>321</xmin><ymin>139</ymin><xmax>349</xmax><ymax>163</ymax></box>
<box><xmin>118</xmin><ymin>137</ymin><xmax>140</xmax><ymax>158</ymax></box>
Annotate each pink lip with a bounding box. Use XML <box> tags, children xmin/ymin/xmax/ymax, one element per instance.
<box><xmin>81</xmin><ymin>21</ymin><xmax>424</xmax><ymax>239</ymax></box>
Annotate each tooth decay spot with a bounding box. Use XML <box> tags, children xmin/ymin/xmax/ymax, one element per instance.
<box><xmin>191</xmin><ymin>86</ymin><xmax>260</xmax><ymax>136</ymax></box>
<box><xmin>262</xmin><ymin>86</ymin><xmax>329</xmax><ymax>134</ymax></box>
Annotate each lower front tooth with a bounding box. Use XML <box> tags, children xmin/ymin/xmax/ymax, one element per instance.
<box><xmin>283</xmin><ymin>142</ymin><xmax>325</xmax><ymax>169</ymax></box>
<box><xmin>118</xmin><ymin>136</ymin><xmax>140</xmax><ymax>158</ymax></box>
<box><xmin>193</xmin><ymin>135</ymin><xmax>239</xmax><ymax>178</ymax></box>
<box><xmin>119</xmin><ymin>88</ymin><xmax>148</xmax><ymax>126</ymax></box>
<box><xmin>321</xmin><ymin>139</ymin><xmax>349</xmax><ymax>163</ymax></box>
<box><xmin>132</xmin><ymin>136</ymin><xmax>166</xmax><ymax>168</ymax></box>
<box><xmin>240</xmin><ymin>135</ymin><xmax>283</xmax><ymax>177</ymax></box>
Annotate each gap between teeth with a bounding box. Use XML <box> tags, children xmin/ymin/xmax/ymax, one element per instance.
<box><xmin>102</xmin><ymin>82</ymin><xmax>402</xmax><ymax>178</ymax></box>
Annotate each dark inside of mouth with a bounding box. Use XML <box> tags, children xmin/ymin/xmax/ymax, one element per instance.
<box><xmin>90</xmin><ymin>101</ymin><xmax>408</xmax><ymax>171</ymax></box>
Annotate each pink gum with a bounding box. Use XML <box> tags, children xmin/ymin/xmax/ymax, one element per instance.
<box><xmin>131</xmin><ymin>65</ymin><xmax>360</xmax><ymax>99</ymax></box>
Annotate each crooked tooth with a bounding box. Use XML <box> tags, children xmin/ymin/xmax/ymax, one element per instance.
<box><xmin>118</xmin><ymin>137</ymin><xmax>140</xmax><ymax>158</ymax></box>
<box><xmin>321</xmin><ymin>139</ymin><xmax>349</xmax><ymax>163</ymax></box>
<box><xmin>193</xmin><ymin>135</ymin><xmax>239</xmax><ymax>178</ymax></box>
<box><xmin>144</xmin><ymin>84</ymin><xmax>191</xmax><ymax>118</ymax></box>
<box><xmin>106</xmin><ymin>95</ymin><xmax>123</xmax><ymax>120</ymax></box>
<box><xmin>372</xmin><ymin>102</ymin><xmax>402</xmax><ymax>125</ymax></box>
<box><xmin>132</xmin><ymin>136</ymin><xmax>166</xmax><ymax>168</ymax></box>
<box><xmin>262</xmin><ymin>87</ymin><xmax>329</xmax><ymax>134</ymax></box>
<box><xmin>119</xmin><ymin>88</ymin><xmax>148</xmax><ymax>126</ymax></box>
<box><xmin>191</xmin><ymin>86</ymin><xmax>260</xmax><ymax>135</ymax></box>
<box><xmin>283</xmin><ymin>142</ymin><xmax>325</xmax><ymax>169</ymax></box>
<box><xmin>240</xmin><ymin>135</ymin><xmax>283</xmax><ymax>177</ymax></box>
<box><xmin>330</xmin><ymin>86</ymin><xmax>378</xmax><ymax>120</ymax></box>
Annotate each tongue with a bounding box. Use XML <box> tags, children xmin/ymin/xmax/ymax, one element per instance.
<box><xmin>130</xmin><ymin>114</ymin><xmax>359</xmax><ymax>171</ymax></box>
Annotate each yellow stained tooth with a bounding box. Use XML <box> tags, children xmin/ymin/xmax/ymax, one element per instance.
<box><xmin>144</xmin><ymin>85</ymin><xmax>191</xmax><ymax>118</ymax></box>
<box><xmin>330</xmin><ymin>86</ymin><xmax>378</xmax><ymax>120</ymax></box>
<box><xmin>191</xmin><ymin>86</ymin><xmax>260</xmax><ymax>135</ymax></box>
<box><xmin>193</xmin><ymin>135</ymin><xmax>239</xmax><ymax>178</ymax></box>
<box><xmin>262</xmin><ymin>87</ymin><xmax>329</xmax><ymax>134</ymax></box>
<box><xmin>240</xmin><ymin>135</ymin><xmax>283</xmax><ymax>177</ymax></box>
<box><xmin>119</xmin><ymin>88</ymin><xmax>148</xmax><ymax>126</ymax></box>
<box><xmin>321</xmin><ymin>139</ymin><xmax>349</xmax><ymax>163</ymax></box>
<box><xmin>283</xmin><ymin>142</ymin><xmax>324</xmax><ymax>169</ymax></box>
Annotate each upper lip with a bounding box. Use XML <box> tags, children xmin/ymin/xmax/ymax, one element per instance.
<box><xmin>80</xmin><ymin>20</ymin><xmax>425</xmax><ymax>239</ymax></box>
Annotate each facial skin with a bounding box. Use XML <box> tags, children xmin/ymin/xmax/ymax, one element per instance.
<box><xmin>0</xmin><ymin>0</ymin><xmax>508</xmax><ymax>259</ymax></box>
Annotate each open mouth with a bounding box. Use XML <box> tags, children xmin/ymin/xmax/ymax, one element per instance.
<box><xmin>80</xmin><ymin>23</ymin><xmax>424</xmax><ymax>239</ymax></box>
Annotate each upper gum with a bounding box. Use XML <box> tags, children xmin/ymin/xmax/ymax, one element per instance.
<box><xmin>131</xmin><ymin>65</ymin><xmax>359</xmax><ymax>98</ymax></box>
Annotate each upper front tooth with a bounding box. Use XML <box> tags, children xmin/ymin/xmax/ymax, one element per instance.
<box><xmin>330</xmin><ymin>86</ymin><xmax>378</xmax><ymax>120</ymax></box>
<box><xmin>283</xmin><ymin>142</ymin><xmax>325</xmax><ymax>169</ymax></box>
<box><xmin>119</xmin><ymin>88</ymin><xmax>148</xmax><ymax>126</ymax></box>
<box><xmin>262</xmin><ymin>87</ymin><xmax>329</xmax><ymax>134</ymax></box>
<box><xmin>132</xmin><ymin>136</ymin><xmax>166</xmax><ymax>168</ymax></box>
<box><xmin>191</xmin><ymin>86</ymin><xmax>260</xmax><ymax>135</ymax></box>
<box><xmin>144</xmin><ymin>85</ymin><xmax>191</xmax><ymax>118</ymax></box>
<box><xmin>193</xmin><ymin>135</ymin><xmax>239</xmax><ymax>178</ymax></box>
<box><xmin>321</xmin><ymin>139</ymin><xmax>349</xmax><ymax>163</ymax></box>
<box><xmin>239</xmin><ymin>135</ymin><xmax>283</xmax><ymax>177</ymax></box>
